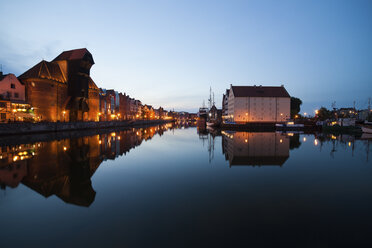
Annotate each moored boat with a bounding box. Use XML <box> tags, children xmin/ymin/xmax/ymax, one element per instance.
<box><xmin>361</xmin><ymin>126</ymin><xmax>372</xmax><ymax>134</ymax></box>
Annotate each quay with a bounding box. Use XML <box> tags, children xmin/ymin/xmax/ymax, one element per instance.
<box><xmin>0</xmin><ymin>119</ymin><xmax>171</xmax><ymax>136</ymax></box>
<box><xmin>220</xmin><ymin>122</ymin><xmax>321</xmax><ymax>132</ymax></box>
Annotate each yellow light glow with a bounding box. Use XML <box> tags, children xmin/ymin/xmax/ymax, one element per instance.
<box><xmin>99</xmin><ymin>140</ymin><xmax>102</xmax><ymax>144</ymax></box>
<box><xmin>314</xmin><ymin>139</ymin><xmax>318</xmax><ymax>146</ymax></box>
<box><xmin>62</xmin><ymin>111</ymin><xmax>66</xmax><ymax>115</ymax></box>
<box><xmin>315</xmin><ymin>110</ymin><xmax>319</xmax><ymax>114</ymax></box>
<box><xmin>20</xmin><ymin>156</ymin><xmax>24</xmax><ymax>160</ymax></box>
<box><xmin>13</xmin><ymin>156</ymin><xmax>18</xmax><ymax>162</ymax></box>
<box><xmin>331</xmin><ymin>135</ymin><xmax>337</xmax><ymax>140</ymax></box>
<box><xmin>63</xmin><ymin>146</ymin><xmax>67</xmax><ymax>151</ymax></box>
<box><xmin>280</xmin><ymin>139</ymin><xmax>283</xmax><ymax>143</ymax></box>
<box><xmin>304</xmin><ymin>112</ymin><xmax>307</xmax><ymax>116</ymax></box>
<box><xmin>111</xmin><ymin>132</ymin><xmax>116</xmax><ymax>137</ymax></box>
<box><xmin>245</xmin><ymin>139</ymin><xmax>248</xmax><ymax>143</ymax></box>
<box><xmin>118</xmin><ymin>136</ymin><xmax>121</xmax><ymax>140</ymax></box>
<box><xmin>287</xmin><ymin>121</ymin><xmax>294</xmax><ymax>125</ymax></box>
<box><xmin>303</xmin><ymin>137</ymin><xmax>307</xmax><ymax>142</ymax></box>
<box><xmin>348</xmin><ymin>142</ymin><xmax>351</xmax><ymax>147</ymax></box>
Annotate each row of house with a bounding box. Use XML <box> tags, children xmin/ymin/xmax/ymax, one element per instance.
<box><xmin>0</xmin><ymin>48</ymin><xmax>168</xmax><ymax>122</ymax></box>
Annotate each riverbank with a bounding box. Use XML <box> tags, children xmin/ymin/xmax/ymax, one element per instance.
<box><xmin>0</xmin><ymin>120</ymin><xmax>171</xmax><ymax>136</ymax></box>
<box><xmin>220</xmin><ymin>122</ymin><xmax>321</xmax><ymax>132</ymax></box>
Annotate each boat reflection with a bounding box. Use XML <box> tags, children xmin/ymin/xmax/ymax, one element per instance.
<box><xmin>222</xmin><ymin>131</ymin><xmax>291</xmax><ymax>166</ymax></box>
<box><xmin>0</xmin><ymin>123</ymin><xmax>177</xmax><ymax>207</ymax></box>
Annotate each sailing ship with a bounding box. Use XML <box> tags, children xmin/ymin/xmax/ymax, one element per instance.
<box><xmin>206</xmin><ymin>87</ymin><xmax>221</xmax><ymax>127</ymax></box>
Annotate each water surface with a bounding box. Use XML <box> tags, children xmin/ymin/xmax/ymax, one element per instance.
<box><xmin>1</xmin><ymin>125</ymin><xmax>371</xmax><ymax>247</ymax></box>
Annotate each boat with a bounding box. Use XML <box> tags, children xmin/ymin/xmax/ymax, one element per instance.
<box><xmin>360</xmin><ymin>121</ymin><xmax>372</xmax><ymax>133</ymax></box>
<box><xmin>361</xmin><ymin>126</ymin><xmax>372</xmax><ymax>133</ymax></box>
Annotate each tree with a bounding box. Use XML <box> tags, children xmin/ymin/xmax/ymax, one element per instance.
<box><xmin>290</xmin><ymin>97</ymin><xmax>302</xmax><ymax>118</ymax></box>
<box><xmin>317</xmin><ymin>107</ymin><xmax>332</xmax><ymax>121</ymax></box>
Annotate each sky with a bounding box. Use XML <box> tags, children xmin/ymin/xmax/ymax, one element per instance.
<box><xmin>0</xmin><ymin>0</ymin><xmax>371</xmax><ymax>114</ymax></box>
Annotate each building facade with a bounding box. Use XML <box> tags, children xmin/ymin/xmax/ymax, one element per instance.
<box><xmin>227</xmin><ymin>85</ymin><xmax>290</xmax><ymax>123</ymax></box>
<box><xmin>19</xmin><ymin>48</ymin><xmax>99</xmax><ymax>122</ymax></box>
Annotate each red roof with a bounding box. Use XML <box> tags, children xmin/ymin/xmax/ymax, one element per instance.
<box><xmin>53</xmin><ymin>48</ymin><xmax>94</xmax><ymax>63</ymax></box>
<box><xmin>18</xmin><ymin>60</ymin><xmax>66</xmax><ymax>83</ymax></box>
<box><xmin>231</xmin><ymin>86</ymin><xmax>290</xmax><ymax>98</ymax></box>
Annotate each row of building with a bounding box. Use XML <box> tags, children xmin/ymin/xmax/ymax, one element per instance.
<box><xmin>0</xmin><ymin>48</ymin><xmax>169</xmax><ymax>122</ymax></box>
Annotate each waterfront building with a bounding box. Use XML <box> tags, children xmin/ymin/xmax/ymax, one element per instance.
<box><xmin>0</xmin><ymin>72</ymin><xmax>34</xmax><ymax>122</ymax></box>
<box><xmin>19</xmin><ymin>48</ymin><xmax>99</xmax><ymax>122</ymax></box>
<box><xmin>226</xmin><ymin>85</ymin><xmax>290</xmax><ymax>123</ymax></box>
<box><xmin>119</xmin><ymin>93</ymin><xmax>130</xmax><ymax>120</ymax></box>
<box><xmin>222</xmin><ymin>89</ymin><xmax>230</xmax><ymax>117</ymax></box>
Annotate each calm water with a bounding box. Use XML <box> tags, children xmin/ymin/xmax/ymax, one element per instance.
<box><xmin>1</xmin><ymin>124</ymin><xmax>371</xmax><ymax>247</ymax></box>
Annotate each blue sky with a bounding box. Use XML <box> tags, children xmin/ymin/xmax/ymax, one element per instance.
<box><xmin>0</xmin><ymin>0</ymin><xmax>371</xmax><ymax>113</ymax></box>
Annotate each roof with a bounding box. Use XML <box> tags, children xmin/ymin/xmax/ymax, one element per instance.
<box><xmin>18</xmin><ymin>60</ymin><xmax>66</xmax><ymax>83</ymax></box>
<box><xmin>231</xmin><ymin>85</ymin><xmax>290</xmax><ymax>98</ymax></box>
<box><xmin>88</xmin><ymin>78</ymin><xmax>99</xmax><ymax>90</ymax></box>
<box><xmin>53</xmin><ymin>48</ymin><xmax>94</xmax><ymax>64</ymax></box>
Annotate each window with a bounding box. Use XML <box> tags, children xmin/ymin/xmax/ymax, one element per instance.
<box><xmin>14</xmin><ymin>93</ymin><xmax>19</xmax><ymax>98</ymax></box>
<box><xmin>11</xmin><ymin>84</ymin><xmax>15</xmax><ymax>89</ymax></box>
<box><xmin>6</xmin><ymin>92</ymin><xmax>11</xmax><ymax>98</ymax></box>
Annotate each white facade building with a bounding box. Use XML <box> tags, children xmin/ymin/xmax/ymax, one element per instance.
<box><xmin>227</xmin><ymin>85</ymin><xmax>290</xmax><ymax>123</ymax></box>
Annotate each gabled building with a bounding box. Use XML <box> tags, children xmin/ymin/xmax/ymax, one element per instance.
<box><xmin>222</xmin><ymin>89</ymin><xmax>230</xmax><ymax>117</ymax></box>
<box><xmin>227</xmin><ymin>85</ymin><xmax>290</xmax><ymax>123</ymax></box>
<box><xmin>0</xmin><ymin>72</ymin><xmax>34</xmax><ymax>122</ymax></box>
<box><xmin>19</xmin><ymin>48</ymin><xmax>99</xmax><ymax>122</ymax></box>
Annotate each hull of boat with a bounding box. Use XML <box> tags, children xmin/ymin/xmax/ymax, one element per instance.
<box><xmin>361</xmin><ymin>126</ymin><xmax>372</xmax><ymax>134</ymax></box>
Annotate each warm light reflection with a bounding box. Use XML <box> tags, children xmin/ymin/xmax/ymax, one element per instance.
<box><xmin>348</xmin><ymin>142</ymin><xmax>351</xmax><ymax>147</ymax></box>
<box><xmin>303</xmin><ymin>137</ymin><xmax>307</xmax><ymax>142</ymax></box>
<box><xmin>314</xmin><ymin>139</ymin><xmax>318</xmax><ymax>146</ymax></box>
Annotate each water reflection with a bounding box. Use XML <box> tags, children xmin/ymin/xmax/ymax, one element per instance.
<box><xmin>222</xmin><ymin>132</ymin><xmax>290</xmax><ymax>166</ymax></box>
<box><xmin>0</xmin><ymin>123</ymin><xmax>179</xmax><ymax>206</ymax></box>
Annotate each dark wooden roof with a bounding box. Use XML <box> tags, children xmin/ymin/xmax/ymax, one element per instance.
<box><xmin>53</xmin><ymin>48</ymin><xmax>94</xmax><ymax>64</ymax></box>
<box><xmin>231</xmin><ymin>86</ymin><xmax>290</xmax><ymax>98</ymax></box>
<box><xmin>18</xmin><ymin>60</ymin><xmax>66</xmax><ymax>83</ymax></box>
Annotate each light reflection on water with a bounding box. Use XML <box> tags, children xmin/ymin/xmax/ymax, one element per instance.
<box><xmin>0</xmin><ymin>125</ymin><xmax>371</xmax><ymax>247</ymax></box>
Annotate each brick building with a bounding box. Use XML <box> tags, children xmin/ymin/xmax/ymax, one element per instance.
<box><xmin>19</xmin><ymin>48</ymin><xmax>99</xmax><ymax>122</ymax></box>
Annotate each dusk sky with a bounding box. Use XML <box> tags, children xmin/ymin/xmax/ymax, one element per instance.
<box><xmin>1</xmin><ymin>0</ymin><xmax>371</xmax><ymax>113</ymax></box>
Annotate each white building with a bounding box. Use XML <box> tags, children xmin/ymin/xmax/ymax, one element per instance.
<box><xmin>227</xmin><ymin>85</ymin><xmax>290</xmax><ymax>123</ymax></box>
